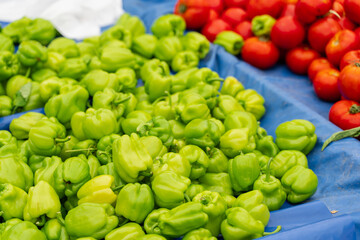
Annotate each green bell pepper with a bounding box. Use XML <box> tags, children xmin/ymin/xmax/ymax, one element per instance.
<box><xmin>235</xmin><ymin>89</ymin><xmax>265</xmax><ymax>120</ymax></box>
<box><xmin>6</xmin><ymin>75</ymin><xmax>31</xmax><ymax>99</ymax></box>
<box><xmin>145</xmin><ymin>75</ymin><xmax>173</xmax><ymax>103</ymax></box>
<box><xmin>281</xmin><ymin>165</ymin><xmax>318</xmax><ymax>204</ymax></box>
<box><xmin>151</xmin><ymin>171</ymin><xmax>191</xmax><ymax>208</ymax></box>
<box><xmin>275</xmin><ymin>119</ymin><xmax>317</xmax><ymax>155</ymax></box>
<box><xmin>136</xmin><ymin>100</ymin><xmax>154</xmax><ymax>115</ymax></box>
<box><xmin>77</xmin><ymin>42</ymin><xmax>97</xmax><ymax>58</ymax></box>
<box><xmin>113</xmin><ymin>133</ymin><xmax>153</xmax><ymax>183</ymax></box>
<box><xmin>9</xmin><ymin>112</ymin><xmax>44</xmax><ymax>139</ymax></box>
<box><xmin>23</xmin><ymin>180</ymin><xmax>61</xmax><ymax>226</ymax></box>
<box><xmin>48</xmin><ymin>37</ymin><xmax>80</xmax><ymax>58</ymax></box>
<box><xmin>193</xmin><ymin>191</ymin><xmax>227</xmax><ymax>236</ymax></box>
<box><xmin>64</xmin><ymin>203</ymin><xmax>119</xmax><ymax>239</ymax></box>
<box><xmin>105</xmin><ymin>223</ymin><xmax>145</xmax><ymax>240</ymax></box>
<box><xmin>80</xmin><ymin>69</ymin><xmax>122</xmax><ymax>96</ymax></box>
<box><xmin>179</xmin><ymin>145</ymin><xmax>209</xmax><ymax>179</ymax></box>
<box><xmin>183</xmin><ymin>228</ymin><xmax>216</xmax><ymax>240</ymax></box>
<box><xmin>0</xmin><ymin>51</ymin><xmax>19</xmax><ymax>82</ymax></box>
<box><xmin>115</xmin><ymin>67</ymin><xmax>137</xmax><ymax>92</ymax></box>
<box><xmin>100</xmin><ymin>25</ymin><xmax>132</xmax><ymax>48</ymax></box>
<box><xmin>171</xmin><ymin>51</ymin><xmax>199</xmax><ymax>72</ymax></box>
<box><xmin>140</xmin><ymin>58</ymin><xmax>170</xmax><ymax>83</ymax></box>
<box><xmin>1</xmin><ymin>220</ymin><xmax>47</xmax><ymax>240</ymax></box>
<box><xmin>185</xmin><ymin>182</ymin><xmax>205</xmax><ymax>200</ymax></box>
<box><xmin>152</xmin><ymin>152</ymin><xmax>191</xmax><ymax>178</ymax></box>
<box><xmin>116</xmin><ymin>13</ymin><xmax>146</xmax><ymax>37</ymax></box>
<box><xmin>0</xmin><ymin>96</ymin><xmax>12</xmax><ymax>117</ymax></box>
<box><xmin>224</xmin><ymin>110</ymin><xmax>257</xmax><ymax>136</ymax></box>
<box><xmin>214</xmin><ymin>31</ymin><xmax>244</xmax><ymax>55</ymax></box>
<box><xmin>99</xmin><ymin>46</ymin><xmax>136</xmax><ymax>72</ymax></box>
<box><xmin>43</xmin><ymin>52</ymin><xmax>66</xmax><ymax>72</ymax></box>
<box><xmin>153</xmin><ymin>96</ymin><xmax>177</xmax><ymax>120</ymax></box>
<box><xmin>34</xmin><ymin>156</ymin><xmax>62</xmax><ymax>188</ymax></box>
<box><xmin>212</xmin><ymin>95</ymin><xmax>245</xmax><ymax>120</ymax></box>
<box><xmin>41</xmin><ymin>218</ymin><xmax>70</xmax><ymax>240</ymax></box>
<box><xmin>220</xmin><ymin>76</ymin><xmax>244</xmax><ymax>97</ymax></box>
<box><xmin>207</xmin><ymin>148</ymin><xmax>228</xmax><ymax>173</ymax></box>
<box><xmin>255</xmin><ymin>129</ymin><xmax>279</xmax><ymax>158</ymax></box>
<box><xmin>181</xmin><ymin>32</ymin><xmax>210</xmax><ymax>59</ymax></box>
<box><xmin>144</xmin><ymin>202</ymin><xmax>208</xmax><ymax>238</ymax></box>
<box><xmin>138</xmin><ymin>234</ymin><xmax>167</xmax><ymax>240</ymax></box>
<box><xmin>176</xmin><ymin>92</ymin><xmax>210</xmax><ymax>124</ymax></box>
<box><xmin>68</xmin><ymin>139</ymin><xmax>97</xmax><ymax>157</ymax></box>
<box><xmin>170</xmin><ymin>67</ymin><xmax>197</xmax><ymax>93</ymax></box>
<box><xmin>115</xmin><ymin>183</ymin><xmax>154</xmax><ymax>223</ymax></box>
<box><xmin>58</xmin><ymin>57</ymin><xmax>88</xmax><ymax>80</ymax></box>
<box><xmin>169</xmin><ymin>119</ymin><xmax>186</xmax><ymax>139</ymax></box>
<box><xmin>187</xmin><ymin>68</ymin><xmax>222</xmax><ymax>90</ymax></box>
<box><xmin>253</xmin><ymin>158</ymin><xmax>287</xmax><ymax>211</ymax></box>
<box><xmin>220</xmin><ymin>128</ymin><xmax>251</xmax><ymax>158</ymax></box>
<box><xmin>132</xmin><ymin>34</ymin><xmax>158</xmax><ymax>59</ymax></box>
<box><xmin>270</xmin><ymin>150</ymin><xmax>308</xmax><ymax>178</ymax></box>
<box><xmin>198</xmin><ymin>173</ymin><xmax>233</xmax><ymax>196</ymax></box>
<box><xmin>0</xmin><ymin>183</ymin><xmax>27</xmax><ymax>220</ymax></box>
<box><xmin>78</xmin><ymin>154</ymin><xmax>100</xmax><ymax>179</ymax></box>
<box><xmin>137</xmin><ymin>116</ymin><xmax>174</xmax><ymax>147</ymax></box>
<box><xmin>22</xmin><ymin>18</ymin><xmax>56</xmax><ymax>45</ymax></box>
<box><xmin>154</xmin><ymin>36</ymin><xmax>183</xmax><ymax>63</ymax></box>
<box><xmin>223</xmin><ymin>195</ymin><xmax>236</xmax><ymax>209</ymax></box>
<box><xmin>95</xmin><ymin>134</ymin><xmax>121</xmax><ymax>165</ymax></box>
<box><xmin>0</xmin><ymin>34</ymin><xmax>15</xmax><ymax>53</ymax></box>
<box><xmin>251</xmin><ymin>14</ymin><xmax>276</xmax><ymax>37</ymax></box>
<box><xmin>97</xmin><ymin>162</ymin><xmax>126</xmax><ymax>189</ymax></box>
<box><xmin>121</xmin><ymin>110</ymin><xmax>152</xmax><ymax>135</ymax></box>
<box><xmin>2</xmin><ymin>17</ymin><xmax>32</xmax><ymax>43</ymax></box>
<box><xmin>151</xmin><ymin>14</ymin><xmax>186</xmax><ymax>38</ymax></box>
<box><xmin>17</xmin><ymin>40</ymin><xmax>47</xmax><ymax>67</ymax></box>
<box><xmin>39</xmin><ymin>77</ymin><xmax>74</xmax><ymax>102</ymax></box>
<box><xmin>228</xmin><ymin>153</ymin><xmax>260</xmax><ymax>192</ymax></box>
<box><xmin>140</xmin><ymin>135</ymin><xmax>168</xmax><ymax>160</ymax></box>
<box><xmin>0</xmin><ymin>155</ymin><xmax>33</xmax><ymax>191</ymax></box>
<box><xmin>31</xmin><ymin>68</ymin><xmax>57</xmax><ymax>83</ymax></box>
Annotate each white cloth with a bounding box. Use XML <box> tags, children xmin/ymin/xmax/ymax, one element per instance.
<box><xmin>0</xmin><ymin>0</ymin><xmax>124</xmax><ymax>40</ymax></box>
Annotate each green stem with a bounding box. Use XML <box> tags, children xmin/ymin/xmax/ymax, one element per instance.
<box><xmin>349</xmin><ymin>104</ymin><xmax>360</xmax><ymax>114</ymax></box>
<box><xmin>111</xmin><ymin>185</ymin><xmax>125</xmax><ymax>192</ymax></box>
<box><xmin>165</xmin><ymin>91</ymin><xmax>172</xmax><ymax>108</ymax></box>
<box><xmin>139</xmin><ymin>171</ymin><xmax>153</xmax><ymax>177</ymax></box>
<box><xmin>263</xmin><ymin>225</ymin><xmax>282</xmax><ymax>236</ymax></box>
<box><xmin>113</xmin><ymin>96</ymin><xmax>132</xmax><ymax>106</ymax></box>
<box><xmin>25</xmin><ymin>68</ymin><xmax>31</xmax><ymax>78</ymax></box>
<box><xmin>65</xmin><ymin>148</ymin><xmax>97</xmax><ymax>153</ymax></box>
<box><xmin>266</xmin><ymin>157</ymin><xmax>273</xmax><ymax>182</ymax></box>
<box><xmin>35</xmin><ymin>215</ymin><xmax>46</xmax><ymax>227</ymax></box>
<box><xmin>55</xmin><ymin>136</ymin><xmax>71</xmax><ymax>143</ymax></box>
<box><xmin>56</xmin><ymin>212</ymin><xmax>66</xmax><ymax>226</ymax></box>
<box><xmin>184</xmin><ymin>193</ymin><xmax>191</xmax><ymax>202</ymax></box>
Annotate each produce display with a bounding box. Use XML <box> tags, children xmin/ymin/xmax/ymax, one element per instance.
<box><xmin>174</xmin><ymin>0</ymin><xmax>360</xmax><ymax>134</ymax></box>
<box><xmin>0</xmin><ymin>11</ymin><xmax>321</xmax><ymax>240</ymax></box>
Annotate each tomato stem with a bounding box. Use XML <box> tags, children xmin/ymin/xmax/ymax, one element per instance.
<box><xmin>179</xmin><ymin>4</ymin><xmax>187</xmax><ymax>14</ymax></box>
<box><xmin>349</xmin><ymin>104</ymin><xmax>360</xmax><ymax>114</ymax></box>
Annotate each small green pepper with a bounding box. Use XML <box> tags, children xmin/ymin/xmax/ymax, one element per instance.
<box><xmin>235</xmin><ymin>89</ymin><xmax>265</xmax><ymax>120</ymax></box>
<box><xmin>224</xmin><ymin>111</ymin><xmax>258</xmax><ymax>136</ymax></box>
<box><xmin>140</xmin><ymin>136</ymin><xmax>167</xmax><ymax>160</ymax></box>
<box><xmin>251</xmin><ymin>14</ymin><xmax>276</xmax><ymax>37</ymax></box>
<box><xmin>220</xmin><ymin>129</ymin><xmax>250</xmax><ymax>158</ymax></box>
<box><xmin>1</xmin><ymin>220</ymin><xmax>47</xmax><ymax>240</ymax></box>
<box><xmin>199</xmin><ymin>173</ymin><xmax>233</xmax><ymax>196</ymax></box>
<box><xmin>80</xmin><ymin>69</ymin><xmax>122</xmax><ymax>96</ymax></box>
<box><xmin>140</xmin><ymin>58</ymin><xmax>170</xmax><ymax>83</ymax></box>
<box><xmin>34</xmin><ymin>156</ymin><xmax>62</xmax><ymax>188</ymax></box>
<box><xmin>151</xmin><ymin>14</ymin><xmax>186</xmax><ymax>38</ymax></box>
<box><xmin>0</xmin><ymin>51</ymin><xmax>19</xmax><ymax>82</ymax></box>
<box><xmin>58</xmin><ymin>57</ymin><xmax>88</xmax><ymax>80</ymax></box>
<box><xmin>105</xmin><ymin>223</ymin><xmax>145</xmax><ymax>240</ymax></box>
<box><xmin>48</xmin><ymin>37</ymin><xmax>80</xmax><ymax>58</ymax></box>
<box><xmin>152</xmin><ymin>152</ymin><xmax>191</xmax><ymax>179</ymax></box>
<box><xmin>270</xmin><ymin>150</ymin><xmax>308</xmax><ymax>178</ymax></box>
<box><xmin>214</xmin><ymin>31</ymin><xmax>244</xmax><ymax>55</ymax></box>
<box><xmin>220</xmin><ymin>76</ymin><xmax>245</xmax><ymax>97</ymax></box>
<box><xmin>116</xmin><ymin>13</ymin><xmax>146</xmax><ymax>37</ymax></box>
<box><xmin>183</xmin><ymin>228</ymin><xmax>216</xmax><ymax>240</ymax></box>
<box><xmin>181</xmin><ymin>32</ymin><xmax>210</xmax><ymax>59</ymax></box>
<box><xmin>121</xmin><ymin>110</ymin><xmax>152</xmax><ymax>135</ymax></box>
<box><xmin>17</xmin><ymin>40</ymin><xmax>48</xmax><ymax>67</ymax></box>
<box><xmin>0</xmin><ymin>183</ymin><xmax>27</xmax><ymax>220</ymax></box>
<box><xmin>0</xmin><ymin>34</ymin><xmax>14</xmax><ymax>53</ymax></box>
<box><xmin>212</xmin><ymin>95</ymin><xmax>245</xmax><ymax>120</ymax></box>
<box><xmin>207</xmin><ymin>148</ymin><xmax>228</xmax><ymax>173</ymax></box>
<box><xmin>179</xmin><ymin>145</ymin><xmax>209</xmax><ymax>180</ymax></box>
<box><xmin>2</xmin><ymin>17</ymin><xmax>32</xmax><ymax>43</ymax></box>
<box><xmin>0</xmin><ymin>96</ymin><xmax>12</xmax><ymax>117</ymax></box>
<box><xmin>132</xmin><ymin>34</ymin><xmax>158</xmax><ymax>59</ymax></box>
<box><xmin>41</xmin><ymin>218</ymin><xmax>70</xmax><ymax>240</ymax></box>
<box><xmin>176</xmin><ymin>92</ymin><xmax>210</xmax><ymax>124</ymax></box>
<box><xmin>99</xmin><ymin>46</ymin><xmax>136</xmax><ymax>72</ymax></box>
<box><xmin>100</xmin><ymin>25</ymin><xmax>132</xmax><ymax>48</ymax></box>
<box><xmin>137</xmin><ymin>116</ymin><xmax>174</xmax><ymax>147</ymax></box>
<box><xmin>22</xmin><ymin>18</ymin><xmax>56</xmax><ymax>45</ymax></box>
<box><xmin>171</xmin><ymin>51</ymin><xmax>199</xmax><ymax>72</ymax></box>
<box><xmin>154</xmin><ymin>36</ymin><xmax>183</xmax><ymax>63</ymax></box>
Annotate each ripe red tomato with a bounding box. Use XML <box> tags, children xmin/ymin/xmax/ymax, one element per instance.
<box><xmin>344</xmin><ymin>0</ymin><xmax>360</xmax><ymax>25</ymax></box>
<box><xmin>329</xmin><ymin>100</ymin><xmax>360</xmax><ymax>130</ymax></box>
<box><xmin>325</xmin><ymin>30</ymin><xmax>360</xmax><ymax>67</ymax></box>
<box><xmin>332</xmin><ymin>1</ymin><xmax>345</xmax><ymax>17</ymax></box>
<box><xmin>201</xmin><ymin>19</ymin><xmax>232</xmax><ymax>42</ymax></box>
<box><xmin>246</xmin><ymin>0</ymin><xmax>284</xmax><ymax>19</ymax></box>
<box><xmin>234</xmin><ymin>21</ymin><xmax>253</xmax><ymax>40</ymax></box>
<box><xmin>270</xmin><ymin>16</ymin><xmax>305</xmax><ymax>50</ymax></box>
<box><xmin>221</xmin><ymin>7</ymin><xmax>248</xmax><ymax>27</ymax></box>
<box><xmin>340</xmin><ymin>50</ymin><xmax>360</xmax><ymax>70</ymax></box>
<box><xmin>224</xmin><ymin>0</ymin><xmax>249</xmax><ymax>9</ymax></box>
<box><xmin>337</xmin><ymin>17</ymin><xmax>357</xmax><ymax>30</ymax></box>
<box><xmin>313</xmin><ymin>69</ymin><xmax>341</xmax><ymax>102</ymax></box>
<box><xmin>279</xmin><ymin>3</ymin><xmax>296</xmax><ymax>17</ymax></box>
<box><xmin>241</xmin><ymin>37</ymin><xmax>280</xmax><ymax>69</ymax></box>
<box><xmin>208</xmin><ymin>10</ymin><xmax>220</xmax><ymax>22</ymax></box>
<box><xmin>295</xmin><ymin>0</ymin><xmax>332</xmax><ymax>24</ymax></box>
<box><xmin>307</xmin><ymin>17</ymin><xmax>342</xmax><ymax>54</ymax></box>
<box><xmin>338</xmin><ymin>64</ymin><xmax>360</xmax><ymax>101</ymax></box>
<box><xmin>285</xmin><ymin>46</ymin><xmax>321</xmax><ymax>75</ymax></box>
<box><xmin>308</xmin><ymin>58</ymin><xmax>335</xmax><ymax>81</ymax></box>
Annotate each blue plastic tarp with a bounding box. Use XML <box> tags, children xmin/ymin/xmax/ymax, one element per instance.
<box><xmin>0</xmin><ymin>0</ymin><xmax>360</xmax><ymax>239</ymax></box>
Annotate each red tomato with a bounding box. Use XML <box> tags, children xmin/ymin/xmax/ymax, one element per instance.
<box><xmin>279</xmin><ymin>3</ymin><xmax>296</xmax><ymax>17</ymax></box>
<box><xmin>285</xmin><ymin>46</ymin><xmax>321</xmax><ymax>75</ymax></box>
<box><xmin>354</xmin><ymin>27</ymin><xmax>360</xmax><ymax>40</ymax></box>
<box><xmin>308</xmin><ymin>17</ymin><xmax>342</xmax><ymax>54</ymax></box>
<box><xmin>329</xmin><ymin>100</ymin><xmax>360</xmax><ymax>130</ymax></box>
<box><xmin>234</xmin><ymin>21</ymin><xmax>253</xmax><ymax>40</ymax></box>
<box><xmin>344</xmin><ymin>0</ymin><xmax>360</xmax><ymax>25</ymax></box>
<box><xmin>241</xmin><ymin>37</ymin><xmax>280</xmax><ymax>69</ymax></box>
<box><xmin>340</xmin><ymin>50</ymin><xmax>360</xmax><ymax>70</ymax></box>
<box><xmin>338</xmin><ymin>63</ymin><xmax>360</xmax><ymax>101</ymax></box>
<box><xmin>325</xmin><ymin>30</ymin><xmax>360</xmax><ymax>67</ymax></box>
<box><xmin>295</xmin><ymin>0</ymin><xmax>332</xmax><ymax>24</ymax></box>
<box><xmin>270</xmin><ymin>16</ymin><xmax>305</xmax><ymax>50</ymax></box>
<box><xmin>308</xmin><ymin>58</ymin><xmax>335</xmax><ymax>81</ymax></box>
<box><xmin>246</xmin><ymin>0</ymin><xmax>284</xmax><ymax>19</ymax></box>
<box><xmin>332</xmin><ymin>1</ymin><xmax>345</xmax><ymax>17</ymax></box>
<box><xmin>224</xmin><ymin>0</ymin><xmax>249</xmax><ymax>9</ymax></box>
<box><xmin>337</xmin><ymin>17</ymin><xmax>357</xmax><ymax>30</ymax></box>
<box><xmin>313</xmin><ymin>69</ymin><xmax>341</xmax><ymax>102</ymax></box>
<box><xmin>201</xmin><ymin>19</ymin><xmax>232</xmax><ymax>42</ymax></box>
<box><xmin>221</xmin><ymin>8</ymin><xmax>248</xmax><ymax>27</ymax></box>
<box><xmin>208</xmin><ymin>9</ymin><xmax>220</xmax><ymax>22</ymax></box>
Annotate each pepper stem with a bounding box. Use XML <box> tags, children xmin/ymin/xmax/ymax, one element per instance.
<box><xmin>65</xmin><ymin>148</ymin><xmax>97</xmax><ymax>153</ymax></box>
<box><xmin>328</xmin><ymin>9</ymin><xmax>341</xmax><ymax>20</ymax></box>
<box><xmin>55</xmin><ymin>136</ymin><xmax>71</xmax><ymax>143</ymax></box>
<box><xmin>25</xmin><ymin>68</ymin><xmax>31</xmax><ymax>78</ymax></box>
<box><xmin>139</xmin><ymin>171</ymin><xmax>153</xmax><ymax>177</ymax></box>
<box><xmin>165</xmin><ymin>91</ymin><xmax>172</xmax><ymax>108</ymax></box>
<box><xmin>111</xmin><ymin>185</ymin><xmax>125</xmax><ymax>192</ymax></box>
<box><xmin>35</xmin><ymin>215</ymin><xmax>46</xmax><ymax>227</ymax></box>
<box><xmin>113</xmin><ymin>96</ymin><xmax>132</xmax><ymax>106</ymax></box>
<box><xmin>263</xmin><ymin>225</ymin><xmax>282</xmax><ymax>236</ymax></box>
<box><xmin>184</xmin><ymin>193</ymin><xmax>191</xmax><ymax>202</ymax></box>
<box><xmin>266</xmin><ymin>157</ymin><xmax>273</xmax><ymax>182</ymax></box>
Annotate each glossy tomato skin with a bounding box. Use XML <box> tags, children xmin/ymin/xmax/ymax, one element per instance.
<box><xmin>285</xmin><ymin>46</ymin><xmax>321</xmax><ymax>75</ymax></box>
<box><xmin>338</xmin><ymin>64</ymin><xmax>360</xmax><ymax>101</ymax></box>
<box><xmin>308</xmin><ymin>58</ymin><xmax>335</xmax><ymax>81</ymax></box>
<box><xmin>329</xmin><ymin>100</ymin><xmax>360</xmax><ymax>130</ymax></box>
<box><xmin>313</xmin><ymin>69</ymin><xmax>341</xmax><ymax>102</ymax></box>
<box><xmin>242</xmin><ymin>37</ymin><xmax>280</xmax><ymax>69</ymax></box>
<box><xmin>325</xmin><ymin>30</ymin><xmax>360</xmax><ymax>67</ymax></box>
<box><xmin>201</xmin><ymin>19</ymin><xmax>232</xmax><ymax>42</ymax></box>
<box><xmin>270</xmin><ymin>16</ymin><xmax>305</xmax><ymax>50</ymax></box>
<box><xmin>234</xmin><ymin>21</ymin><xmax>253</xmax><ymax>40</ymax></box>
<box><xmin>308</xmin><ymin>17</ymin><xmax>342</xmax><ymax>54</ymax></box>
<box><xmin>221</xmin><ymin>7</ymin><xmax>248</xmax><ymax>27</ymax></box>
<box><xmin>344</xmin><ymin>0</ymin><xmax>360</xmax><ymax>25</ymax></box>
<box><xmin>279</xmin><ymin>3</ymin><xmax>296</xmax><ymax>17</ymax></box>
<box><xmin>332</xmin><ymin>1</ymin><xmax>345</xmax><ymax>17</ymax></box>
<box><xmin>246</xmin><ymin>0</ymin><xmax>284</xmax><ymax>19</ymax></box>
<box><xmin>337</xmin><ymin>17</ymin><xmax>357</xmax><ymax>30</ymax></box>
<box><xmin>224</xmin><ymin>0</ymin><xmax>249</xmax><ymax>9</ymax></box>
<box><xmin>340</xmin><ymin>50</ymin><xmax>360</xmax><ymax>70</ymax></box>
<box><xmin>295</xmin><ymin>0</ymin><xmax>332</xmax><ymax>24</ymax></box>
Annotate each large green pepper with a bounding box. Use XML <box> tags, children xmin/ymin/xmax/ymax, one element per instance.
<box><xmin>171</xmin><ymin>51</ymin><xmax>199</xmax><ymax>72</ymax></box>
<box><xmin>233</xmin><ymin>190</ymin><xmax>270</xmax><ymax>226</ymax></box>
<box><xmin>71</xmin><ymin>108</ymin><xmax>118</xmax><ymax>140</ymax></box>
<box><xmin>176</xmin><ymin>92</ymin><xmax>210</xmax><ymax>124</ymax></box>
<box><xmin>43</xmin><ymin>52</ymin><xmax>66</xmax><ymax>72</ymax></box>
<box><xmin>235</xmin><ymin>89</ymin><xmax>265</xmax><ymax>120</ymax></box>
<box><xmin>0</xmin><ymin>155</ymin><xmax>33</xmax><ymax>191</ymax></box>
<box><xmin>251</xmin><ymin>14</ymin><xmax>276</xmax><ymax>37</ymax></box>
<box><xmin>207</xmin><ymin>148</ymin><xmax>228</xmax><ymax>173</ymax></box>
<box><xmin>184</xmin><ymin>118</ymin><xmax>224</xmax><ymax>149</ymax></box>
<box><xmin>45</xmin><ymin>85</ymin><xmax>89</xmax><ymax>127</ymax></box>
<box><xmin>121</xmin><ymin>110</ymin><xmax>152</xmax><ymax>135</ymax></box>
<box><xmin>255</xmin><ymin>129</ymin><xmax>279</xmax><ymax>158</ymax></box>
<box><xmin>144</xmin><ymin>202</ymin><xmax>208</xmax><ymax>237</ymax></box>
<box><xmin>64</xmin><ymin>203</ymin><xmax>119</xmax><ymax>239</ymax></box>
<box><xmin>116</xmin><ymin>13</ymin><xmax>146</xmax><ymax>37</ymax></box>
<box><xmin>212</xmin><ymin>95</ymin><xmax>245</xmax><ymax>120</ymax></box>
<box><xmin>41</xmin><ymin>218</ymin><xmax>70</xmax><ymax>240</ymax></box>
<box><xmin>39</xmin><ymin>77</ymin><xmax>77</xmax><ymax>102</ymax></box>
<box><xmin>115</xmin><ymin>183</ymin><xmax>154</xmax><ymax>223</ymax></box>
<box><xmin>1</xmin><ymin>220</ymin><xmax>47</xmax><ymax>240</ymax></box>
<box><xmin>153</xmin><ymin>97</ymin><xmax>177</xmax><ymax>120</ymax></box>
<box><xmin>0</xmin><ymin>96</ymin><xmax>12</xmax><ymax>117</ymax></box>
<box><xmin>140</xmin><ymin>136</ymin><xmax>168</xmax><ymax>160</ymax></box>
<box><xmin>198</xmin><ymin>173</ymin><xmax>233</xmax><ymax>196</ymax></box>
<box><xmin>0</xmin><ymin>183</ymin><xmax>27</xmax><ymax>220</ymax></box>
<box><xmin>22</xmin><ymin>18</ymin><xmax>56</xmax><ymax>45</ymax></box>
<box><xmin>17</xmin><ymin>40</ymin><xmax>47</xmax><ymax>67</ymax></box>
<box><xmin>113</xmin><ymin>133</ymin><xmax>153</xmax><ymax>183</ymax></box>
<box><xmin>187</xmin><ymin>68</ymin><xmax>222</xmax><ymax>90</ymax></box>
<box><xmin>181</xmin><ymin>32</ymin><xmax>210</xmax><ymax>59</ymax></box>
<box><xmin>224</xmin><ymin>111</ymin><xmax>257</xmax><ymax>136</ymax></box>
<box><xmin>281</xmin><ymin>165</ymin><xmax>318</xmax><ymax>204</ymax></box>
<box><xmin>34</xmin><ymin>156</ymin><xmax>62</xmax><ymax>188</ymax></box>
<box><xmin>80</xmin><ymin>69</ymin><xmax>122</xmax><ymax>96</ymax></box>
<box><xmin>9</xmin><ymin>112</ymin><xmax>44</xmax><ymax>139</ymax></box>
<box><xmin>193</xmin><ymin>191</ymin><xmax>227</xmax><ymax>236</ymax></box>
<box><xmin>23</xmin><ymin>181</ymin><xmax>61</xmax><ymax>226</ymax></box>
<box><xmin>220</xmin><ymin>128</ymin><xmax>251</xmax><ymax>158</ymax></box>
<box><xmin>270</xmin><ymin>150</ymin><xmax>308</xmax><ymax>178</ymax></box>
<box><xmin>220</xmin><ymin>76</ymin><xmax>244</xmax><ymax>97</ymax></box>
<box><xmin>99</xmin><ymin>46</ymin><xmax>136</xmax><ymax>72</ymax></box>
<box><xmin>179</xmin><ymin>145</ymin><xmax>209</xmax><ymax>180</ymax></box>
<box><xmin>151</xmin><ymin>14</ymin><xmax>186</xmax><ymax>38</ymax></box>
<box><xmin>275</xmin><ymin>119</ymin><xmax>317</xmax><ymax>155</ymax></box>
<box><xmin>100</xmin><ymin>25</ymin><xmax>132</xmax><ymax>48</ymax></box>
<box><xmin>145</xmin><ymin>75</ymin><xmax>173</xmax><ymax>103</ymax></box>
<box><xmin>151</xmin><ymin>171</ymin><xmax>191</xmax><ymax>209</ymax></box>
<box><xmin>2</xmin><ymin>17</ymin><xmax>32</xmax><ymax>43</ymax></box>
<box><xmin>253</xmin><ymin>158</ymin><xmax>287</xmax><ymax>211</ymax></box>
<box><xmin>28</xmin><ymin>117</ymin><xmax>69</xmax><ymax>156</ymax></box>
<box><xmin>48</xmin><ymin>37</ymin><xmax>80</xmax><ymax>58</ymax></box>
<box><xmin>140</xmin><ymin>58</ymin><xmax>170</xmax><ymax>83</ymax></box>
<box><xmin>0</xmin><ymin>51</ymin><xmax>19</xmax><ymax>82</ymax></box>
<box><xmin>169</xmin><ymin>119</ymin><xmax>186</xmax><ymax>139</ymax></box>
<box><xmin>105</xmin><ymin>223</ymin><xmax>145</xmax><ymax>240</ymax></box>
<box><xmin>183</xmin><ymin>228</ymin><xmax>216</xmax><ymax>240</ymax></box>
<box><xmin>228</xmin><ymin>153</ymin><xmax>260</xmax><ymax>192</ymax></box>
<box><xmin>214</xmin><ymin>31</ymin><xmax>244</xmax><ymax>55</ymax></box>
<box><xmin>154</xmin><ymin>36</ymin><xmax>183</xmax><ymax>63</ymax></box>
<box><xmin>58</xmin><ymin>58</ymin><xmax>88</xmax><ymax>80</ymax></box>
<box><xmin>137</xmin><ymin>116</ymin><xmax>174</xmax><ymax>147</ymax></box>
<box><xmin>132</xmin><ymin>34</ymin><xmax>158</xmax><ymax>59</ymax></box>
<box><xmin>115</xmin><ymin>67</ymin><xmax>137</xmax><ymax>92</ymax></box>
<box><xmin>0</xmin><ymin>34</ymin><xmax>14</xmax><ymax>53</ymax></box>
<box><xmin>152</xmin><ymin>152</ymin><xmax>191</xmax><ymax>179</ymax></box>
